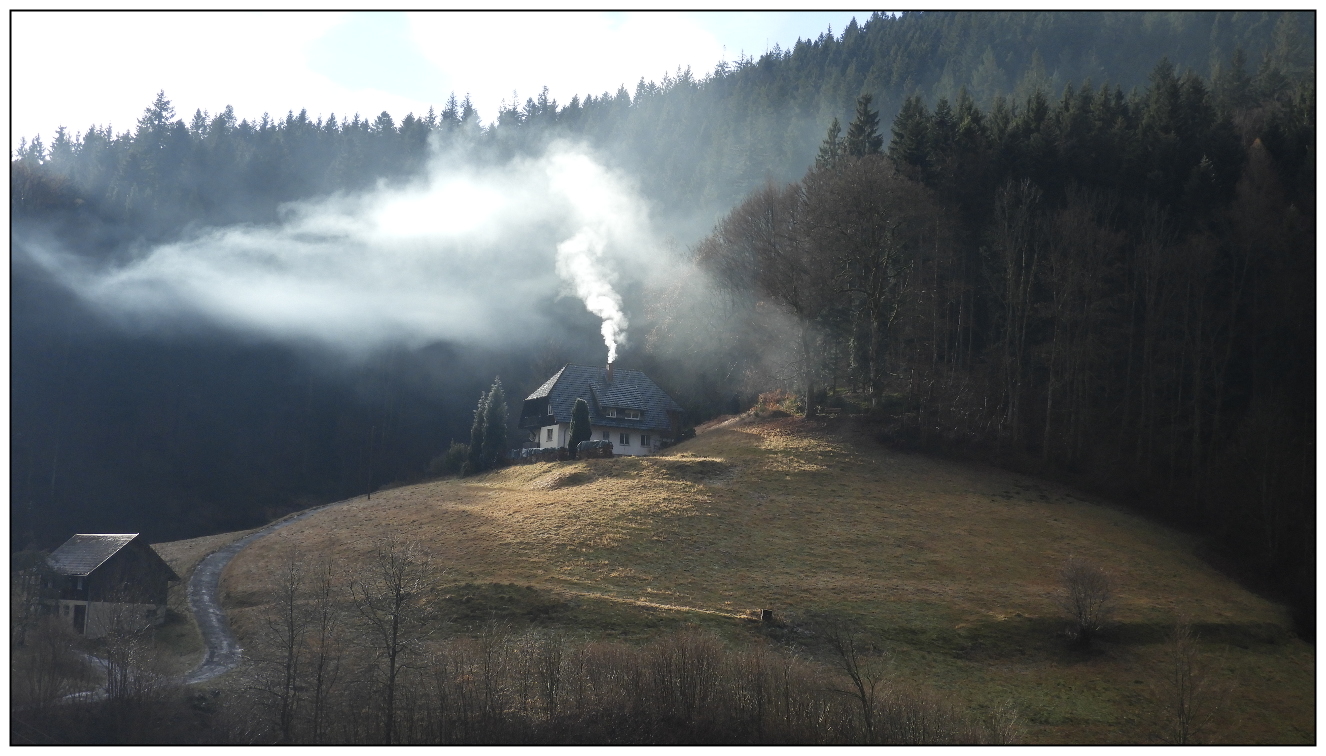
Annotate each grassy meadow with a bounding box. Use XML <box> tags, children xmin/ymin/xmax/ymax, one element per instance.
<box><xmin>206</xmin><ymin>415</ymin><xmax>1313</xmax><ymax>744</ymax></box>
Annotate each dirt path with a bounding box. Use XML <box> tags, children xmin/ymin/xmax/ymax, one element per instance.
<box><xmin>183</xmin><ymin>497</ymin><xmax>359</xmax><ymax>685</ymax></box>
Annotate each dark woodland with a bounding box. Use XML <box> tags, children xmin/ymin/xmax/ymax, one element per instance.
<box><xmin>11</xmin><ymin>9</ymin><xmax>1315</xmax><ymax>636</ymax></box>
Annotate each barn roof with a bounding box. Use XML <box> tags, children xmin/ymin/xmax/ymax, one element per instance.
<box><xmin>523</xmin><ymin>364</ymin><xmax>683</xmax><ymax>431</ymax></box>
<box><xmin>48</xmin><ymin>533</ymin><xmax>143</xmax><ymax>577</ymax></box>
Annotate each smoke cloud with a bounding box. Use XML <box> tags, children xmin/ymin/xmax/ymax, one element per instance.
<box><xmin>556</xmin><ymin>229</ymin><xmax>627</xmax><ymax>362</ymax></box>
<box><xmin>23</xmin><ymin>141</ymin><xmax>660</xmax><ymax>359</ymax></box>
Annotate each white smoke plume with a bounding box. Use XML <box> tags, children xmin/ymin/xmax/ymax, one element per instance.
<box><xmin>21</xmin><ymin>141</ymin><xmax>660</xmax><ymax>359</ymax></box>
<box><xmin>546</xmin><ymin>150</ymin><xmax>650</xmax><ymax>362</ymax></box>
<box><xmin>556</xmin><ymin>229</ymin><xmax>627</xmax><ymax>362</ymax></box>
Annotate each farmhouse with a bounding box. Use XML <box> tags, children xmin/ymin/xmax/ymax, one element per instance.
<box><xmin>45</xmin><ymin>533</ymin><xmax>179</xmax><ymax>638</ymax></box>
<box><xmin>520</xmin><ymin>363</ymin><xmax>684</xmax><ymax>456</ymax></box>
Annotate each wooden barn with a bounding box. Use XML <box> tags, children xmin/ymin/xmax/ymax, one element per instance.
<box><xmin>44</xmin><ymin>533</ymin><xmax>179</xmax><ymax>638</ymax></box>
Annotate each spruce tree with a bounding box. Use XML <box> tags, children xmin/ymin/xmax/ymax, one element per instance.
<box><xmin>567</xmin><ymin>398</ymin><xmax>592</xmax><ymax>459</ymax></box>
<box><xmin>845</xmin><ymin>93</ymin><xmax>884</xmax><ymax>157</ymax></box>
<box><xmin>888</xmin><ymin>95</ymin><xmax>931</xmax><ymax>171</ymax></box>
<box><xmin>481</xmin><ymin>378</ymin><xmax>509</xmax><ymax>468</ymax></box>
<box><xmin>815</xmin><ymin>117</ymin><xmax>844</xmax><ymax>170</ymax></box>
<box><xmin>463</xmin><ymin>390</ymin><xmax>488</xmax><ymax>475</ymax></box>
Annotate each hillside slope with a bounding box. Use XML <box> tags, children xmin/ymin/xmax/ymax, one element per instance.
<box><xmin>218</xmin><ymin>416</ymin><xmax>1313</xmax><ymax>744</ymax></box>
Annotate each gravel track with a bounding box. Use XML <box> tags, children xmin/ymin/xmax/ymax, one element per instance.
<box><xmin>183</xmin><ymin>498</ymin><xmax>357</xmax><ymax>685</ymax></box>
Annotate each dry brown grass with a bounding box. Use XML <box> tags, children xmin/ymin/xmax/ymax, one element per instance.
<box><xmin>203</xmin><ymin>417</ymin><xmax>1312</xmax><ymax>744</ymax></box>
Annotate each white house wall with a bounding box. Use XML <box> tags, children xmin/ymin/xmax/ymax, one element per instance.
<box><xmin>538</xmin><ymin>423</ymin><xmax>660</xmax><ymax>455</ymax></box>
<box><xmin>592</xmin><ymin>425</ymin><xmax>657</xmax><ymax>456</ymax></box>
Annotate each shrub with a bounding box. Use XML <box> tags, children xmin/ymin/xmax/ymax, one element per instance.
<box><xmin>1057</xmin><ymin>556</ymin><xmax>1114</xmax><ymax>645</ymax></box>
<box><xmin>756</xmin><ymin>390</ymin><xmax>802</xmax><ymax>416</ymax></box>
<box><xmin>429</xmin><ymin>442</ymin><xmax>469</xmax><ymax>478</ymax></box>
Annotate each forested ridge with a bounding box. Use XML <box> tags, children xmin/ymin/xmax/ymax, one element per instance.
<box><xmin>688</xmin><ymin>56</ymin><xmax>1314</xmax><ymax>630</ymax></box>
<box><xmin>10</xmin><ymin>12</ymin><xmax>1313</xmax><ymax>630</ymax></box>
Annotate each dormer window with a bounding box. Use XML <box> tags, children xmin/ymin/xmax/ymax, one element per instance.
<box><xmin>624</xmin><ymin>409</ymin><xmax>641</xmax><ymax>420</ymax></box>
<box><xmin>603</xmin><ymin>407</ymin><xmax>617</xmax><ymax>418</ymax></box>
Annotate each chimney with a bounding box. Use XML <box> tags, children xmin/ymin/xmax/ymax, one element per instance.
<box><xmin>606</xmin><ymin>362</ymin><xmax>614</xmax><ymax>383</ymax></box>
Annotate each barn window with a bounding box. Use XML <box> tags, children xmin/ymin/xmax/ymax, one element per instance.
<box><xmin>625</xmin><ymin>409</ymin><xmax>641</xmax><ymax>420</ymax></box>
<box><xmin>619</xmin><ymin>433</ymin><xmax>630</xmax><ymax>445</ymax></box>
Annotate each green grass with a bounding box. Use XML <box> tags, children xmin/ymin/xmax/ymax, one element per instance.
<box><xmin>190</xmin><ymin>414</ymin><xmax>1312</xmax><ymax>744</ymax></box>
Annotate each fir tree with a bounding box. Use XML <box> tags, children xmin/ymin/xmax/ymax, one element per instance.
<box><xmin>845</xmin><ymin>93</ymin><xmax>884</xmax><ymax>157</ymax></box>
<box><xmin>888</xmin><ymin>95</ymin><xmax>931</xmax><ymax>171</ymax></box>
<box><xmin>815</xmin><ymin>117</ymin><xmax>844</xmax><ymax>170</ymax></box>
<box><xmin>481</xmin><ymin>378</ymin><xmax>509</xmax><ymax>468</ymax></box>
<box><xmin>463</xmin><ymin>390</ymin><xmax>488</xmax><ymax>475</ymax></box>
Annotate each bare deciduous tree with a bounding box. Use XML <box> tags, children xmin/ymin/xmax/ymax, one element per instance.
<box><xmin>10</xmin><ymin>616</ymin><xmax>94</xmax><ymax>710</ymax></box>
<box><xmin>350</xmin><ymin>537</ymin><xmax>431</xmax><ymax>744</ymax></box>
<box><xmin>306</xmin><ymin>558</ymin><xmax>344</xmax><ymax>744</ymax></box>
<box><xmin>1150</xmin><ymin>617</ymin><xmax>1230</xmax><ymax>744</ymax></box>
<box><xmin>817</xmin><ymin>616</ymin><xmax>889</xmax><ymax>741</ymax></box>
<box><xmin>252</xmin><ymin>542</ymin><xmax>310</xmax><ymax>742</ymax></box>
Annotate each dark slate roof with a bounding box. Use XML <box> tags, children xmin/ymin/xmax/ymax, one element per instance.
<box><xmin>47</xmin><ymin>534</ymin><xmax>139</xmax><ymax>577</ymax></box>
<box><xmin>524</xmin><ymin>364</ymin><xmax>683</xmax><ymax>432</ymax></box>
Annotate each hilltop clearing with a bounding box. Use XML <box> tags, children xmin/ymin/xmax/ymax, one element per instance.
<box><xmin>217</xmin><ymin>416</ymin><xmax>1313</xmax><ymax>743</ymax></box>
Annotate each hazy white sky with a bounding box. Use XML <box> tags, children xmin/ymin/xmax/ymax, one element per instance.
<box><xmin>12</xmin><ymin>10</ymin><xmax>870</xmax><ymax>149</ymax></box>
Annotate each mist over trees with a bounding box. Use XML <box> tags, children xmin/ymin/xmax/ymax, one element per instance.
<box><xmin>10</xmin><ymin>7</ymin><xmax>1312</xmax><ymax>609</ymax></box>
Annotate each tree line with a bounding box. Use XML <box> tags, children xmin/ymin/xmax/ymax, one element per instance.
<box><xmin>686</xmin><ymin>53</ymin><xmax>1314</xmax><ymax>633</ymax></box>
<box><xmin>14</xmin><ymin>12</ymin><xmax>1309</xmax><ymax>248</ymax></box>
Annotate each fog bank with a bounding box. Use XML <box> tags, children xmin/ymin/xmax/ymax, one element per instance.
<box><xmin>24</xmin><ymin>140</ymin><xmax>662</xmax><ymax>359</ymax></box>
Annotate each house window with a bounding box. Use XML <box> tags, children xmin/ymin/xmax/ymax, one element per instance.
<box><xmin>619</xmin><ymin>433</ymin><xmax>630</xmax><ymax>445</ymax></box>
<box><xmin>546</xmin><ymin>428</ymin><xmax>554</xmax><ymax>441</ymax></box>
<box><xmin>641</xmin><ymin>434</ymin><xmax>651</xmax><ymax>447</ymax></box>
<box><xmin>603</xmin><ymin>407</ymin><xmax>617</xmax><ymax>418</ymax></box>
<box><xmin>601</xmin><ymin>431</ymin><xmax>610</xmax><ymax>441</ymax></box>
<box><xmin>625</xmin><ymin>409</ymin><xmax>641</xmax><ymax>420</ymax></box>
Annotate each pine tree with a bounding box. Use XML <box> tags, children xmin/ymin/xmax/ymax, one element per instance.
<box><xmin>815</xmin><ymin>117</ymin><xmax>844</xmax><ymax>170</ymax></box>
<box><xmin>567</xmin><ymin>398</ymin><xmax>592</xmax><ymax>459</ymax></box>
<box><xmin>463</xmin><ymin>390</ymin><xmax>488</xmax><ymax>475</ymax></box>
<box><xmin>481</xmin><ymin>378</ymin><xmax>509</xmax><ymax>468</ymax></box>
<box><xmin>845</xmin><ymin>93</ymin><xmax>884</xmax><ymax>157</ymax></box>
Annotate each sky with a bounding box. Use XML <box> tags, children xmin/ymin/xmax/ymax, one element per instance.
<box><xmin>12</xmin><ymin>10</ymin><xmax>870</xmax><ymax>151</ymax></box>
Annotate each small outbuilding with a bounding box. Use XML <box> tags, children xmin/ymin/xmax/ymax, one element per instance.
<box><xmin>45</xmin><ymin>533</ymin><xmax>179</xmax><ymax>638</ymax></box>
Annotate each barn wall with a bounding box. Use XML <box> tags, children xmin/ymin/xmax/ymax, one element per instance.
<box><xmin>83</xmin><ymin>601</ymin><xmax>166</xmax><ymax>639</ymax></box>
